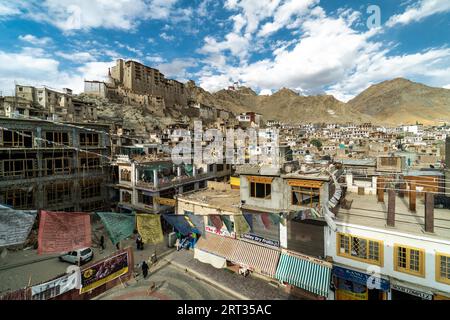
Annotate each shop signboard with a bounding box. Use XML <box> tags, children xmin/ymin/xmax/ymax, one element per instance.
<box><xmin>333</xmin><ymin>266</ymin><xmax>390</xmax><ymax>291</ymax></box>
<box><xmin>80</xmin><ymin>251</ymin><xmax>129</xmax><ymax>294</ymax></box>
<box><xmin>242</xmin><ymin>233</ymin><xmax>280</xmax><ymax>247</ymax></box>
<box><xmin>205</xmin><ymin>225</ymin><xmax>235</xmax><ymax>238</ymax></box>
<box><xmin>391</xmin><ymin>284</ymin><xmax>433</xmax><ymax>300</ymax></box>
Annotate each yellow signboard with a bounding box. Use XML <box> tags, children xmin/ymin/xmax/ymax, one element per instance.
<box><xmin>136</xmin><ymin>214</ymin><xmax>164</xmax><ymax>244</ymax></box>
<box><xmin>154</xmin><ymin>197</ymin><xmax>176</xmax><ymax>207</ymax></box>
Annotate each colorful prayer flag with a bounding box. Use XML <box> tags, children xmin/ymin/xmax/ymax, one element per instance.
<box><xmin>260</xmin><ymin>213</ymin><xmax>272</xmax><ymax>229</ymax></box>
<box><xmin>209</xmin><ymin>215</ymin><xmax>223</xmax><ymax>231</ymax></box>
<box><xmin>233</xmin><ymin>214</ymin><xmax>251</xmax><ymax>235</ymax></box>
<box><xmin>136</xmin><ymin>214</ymin><xmax>164</xmax><ymax>244</ymax></box>
<box><xmin>38</xmin><ymin>211</ymin><xmax>91</xmax><ymax>254</ymax></box>
<box><xmin>221</xmin><ymin>215</ymin><xmax>233</xmax><ymax>233</ymax></box>
<box><xmin>96</xmin><ymin>212</ymin><xmax>135</xmax><ymax>245</ymax></box>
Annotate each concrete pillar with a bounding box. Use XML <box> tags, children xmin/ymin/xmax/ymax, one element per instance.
<box><xmin>177</xmin><ymin>166</ymin><xmax>182</xmax><ymax>177</ymax></box>
<box><xmin>409</xmin><ymin>182</ymin><xmax>416</xmax><ymax>212</ymax></box>
<box><xmin>425</xmin><ymin>192</ymin><xmax>434</xmax><ymax>233</ymax></box>
<box><xmin>371</xmin><ymin>176</ymin><xmax>377</xmax><ymax>192</ymax></box>
<box><xmin>153</xmin><ymin>169</ymin><xmax>158</xmax><ymax>189</ymax></box>
<box><xmin>398</xmin><ymin>182</ymin><xmax>406</xmax><ymax>198</ymax></box>
<box><xmin>193</xmin><ymin>166</ymin><xmax>197</xmax><ymax>177</ymax></box>
<box><xmin>387</xmin><ymin>189</ymin><xmax>395</xmax><ymax>227</ymax></box>
<box><xmin>377</xmin><ymin>177</ymin><xmax>384</xmax><ymax>203</ymax></box>
<box><xmin>346</xmin><ymin>174</ymin><xmax>353</xmax><ymax>189</ymax></box>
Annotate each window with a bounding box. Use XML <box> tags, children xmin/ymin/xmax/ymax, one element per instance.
<box><xmin>46</xmin><ymin>182</ymin><xmax>72</xmax><ymax>205</ymax></box>
<box><xmin>79</xmin><ymin>154</ymin><xmax>101</xmax><ymax>169</ymax></box>
<box><xmin>337</xmin><ymin>233</ymin><xmax>383</xmax><ymax>266</ymax></box>
<box><xmin>292</xmin><ymin>186</ymin><xmax>320</xmax><ymax>207</ymax></box>
<box><xmin>394</xmin><ymin>245</ymin><xmax>425</xmax><ymax>277</ymax></box>
<box><xmin>250</xmin><ymin>182</ymin><xmax>271</xmax><ymax>199</ymax></box>
<box><xmin>45</xmin><ymin>157</ymin><xmax>71</xmax><ymax>175</ymax></box>
<box><xmin>45</xmin><ymin>131</ymin><xmax>69</xmax><ymax>147</ymax></box>
<box><xmin>80</xmin><ymin>200</ymin><xmax>104</xmax><ymax>212</ymax></box>
<box><xmin>436</xmin><ymin>253</ymin><xmax>450</xmax><ymax>285</ymax></box>
<box><xmin>138</xmin><ymin>191</ymin><xmax>153</xmax><ymax>206</ymax></box>
<box><xmin>121</xmin><ymin>191</ymin><xmax>131</xmax><ymax>203</ymax></box>
<box><xmin>79</xmin><ymin>132</ymin><xmax>99</xmax><ymax>147</ymax></box>
<box><xmin>1</xmin><ymin>159</ymin><xmax>35</xmax><ymax>178</ymax></box>
<box><xmin>120</xmin><ymin>169</ymin><xmax>131</xmax><ymax>182</ymax></box>
<box><xmin>3</xmin><ymin>189</ymin><xmax>34</xmax><ymax>209</ymax></box>
<box><xmin>80</xmin><ymin>180</ymin><xmax>102</xmax><ymax>199</ymax></box>
<box><xmin>0</xmin><ymin>129</ymin><xmax>32</xmax><ymax>147</ymax></box>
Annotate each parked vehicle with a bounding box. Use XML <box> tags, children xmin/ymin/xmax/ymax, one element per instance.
<box><xmin>59</xmin><ymin>248</ymin><xmax>94</xmax><ymax>265</ymax></box>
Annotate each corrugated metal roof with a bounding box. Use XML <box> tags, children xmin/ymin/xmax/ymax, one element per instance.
<box><xmin>196</xmin><ymin>233</ymin><xmax>237</xmax><ymax>261</ymax></box>
<box><xmin>230</xmin><ymin>240</ymin><xmax>280</xmax><ymax>278</ymax></box>
<box><xmin>196</xmin><ymin>233</ymin><xmax>280</xmax><ymax>278</ymax></box>
<box><xmin>275</xmin><ymin>253</ymin><xmax>331</xmax><ymax>297</ymax></box>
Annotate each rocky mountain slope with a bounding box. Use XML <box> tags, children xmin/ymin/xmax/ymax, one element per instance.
<box><xmin>187</xmin><ymin>78</ymin><xmax>450</xmax><ymax>125</ymax></box>
<box><xmin>347</xmin><ymin>78</ymin><xmax>450</xmax><ymax>125</ymax></box>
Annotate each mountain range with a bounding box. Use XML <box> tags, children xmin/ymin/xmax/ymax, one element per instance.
<box><xmin>187</xmin><ymin>78</ymin><xmax>450</xmax><ymax>125</ymax></box>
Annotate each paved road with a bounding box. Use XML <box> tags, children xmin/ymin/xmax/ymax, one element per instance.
<box><xmin>97</xmin><ymin>264</ymin><xmax>236</xmax><ymax>300</ymax></box>
<box><xmin>0</xmin><ymin>237</ymin><xmax>172</xmax><ymax>294</ymax></box>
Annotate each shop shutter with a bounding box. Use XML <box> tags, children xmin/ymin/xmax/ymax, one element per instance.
<box><xmin>287</xmin><ymin>220</ymin><xmax>325</xmax><ymax>257</ymax></box>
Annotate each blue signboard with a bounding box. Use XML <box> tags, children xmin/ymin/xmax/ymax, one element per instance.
<box><xmin>332</xmin><ymin>266</ymin><xmax>390</xmax><ymax>291</ymax></box>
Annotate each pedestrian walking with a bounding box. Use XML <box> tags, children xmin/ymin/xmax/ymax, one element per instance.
<box><xmin>141</xmin><ymin>261</ymin><xmax>149</xmax><ymax>279</ymax></box>
<box><xmin>136</xmin><ymin>234</ymin><xmax>141</xmax><ymax>250</ymax></box>
<box><xmin>100</xmin><ymin>235</ymin><xmax>105</xmax><ymax>251</ymax></box>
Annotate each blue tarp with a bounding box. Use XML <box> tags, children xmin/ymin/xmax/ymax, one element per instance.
<box><xmin>185</xmin><ymin>213</ymin><xmax>205</xmax><ymax>235</ymax></box>
<box><xmin>162</xmin><ymin>214</ymin><xmax>195</xmax><ymax>236</ymax></box>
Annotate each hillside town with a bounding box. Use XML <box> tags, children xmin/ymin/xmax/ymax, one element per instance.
<box><xmin>0</xmin><ymin>57</ymin><xmax>449</xmax><ymax>301</ymax></box>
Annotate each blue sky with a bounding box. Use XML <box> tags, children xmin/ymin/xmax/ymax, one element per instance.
<box><xmin>0</xmin><ymin>0</ymin><xmax>449</xmax><ymax>101</ymax></box>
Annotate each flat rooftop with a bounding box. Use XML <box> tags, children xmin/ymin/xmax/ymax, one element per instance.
<box><xmin>177</xmin><ymin>187</ymin><xmax>241</xmax><ymax>213</ymax></box>
<box><xmin>337</xmin><ymin>193</ymin><xmax>450</xmax><ymax>240</ymax></box>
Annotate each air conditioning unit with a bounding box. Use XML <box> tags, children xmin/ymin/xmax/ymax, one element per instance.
<box><xmin>168</xmin><ymin>232</ymin><xmax>177</xmax><ymax>248</ymax></box>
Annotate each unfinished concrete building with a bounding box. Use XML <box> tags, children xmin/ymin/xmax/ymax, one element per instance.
<box><xmin>0</xmin><ymin>117</ymin><xmax>111</xmax><ymax>211</ymax></box>
<box><xmin>14</xmin><ymin>85</ymin><xmax>97</xmax><ymax>122</ymax></box>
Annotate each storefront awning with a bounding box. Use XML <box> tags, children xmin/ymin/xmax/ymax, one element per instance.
<box><xmin>196</xmin><ymin>233</ymin><xmax>238</xmax><ymax>261</ymax></box>
<box><xmin>275</xmin><ymin>252</ymin><xmax>332</xmax><ymax>297</ymax></box>
<box><xmin>196</xmin><ymin>233</ymin><xmax>280</xmax><ymax>277</ymax></box>
<box><xmin>194</xmin><ymin>248</ymin><xmax>227</xmax><ymax>269</ymax></box>
<box><xmin>230</xmin><ymin>240</ymin><xmax>280</xmax><ymax>278</ymax></box>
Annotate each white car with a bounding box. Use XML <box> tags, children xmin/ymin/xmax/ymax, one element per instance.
<box><xmin>59</xmin><ymin>248</ymin><xmax>94</xmax><ymax>265</ymax></box>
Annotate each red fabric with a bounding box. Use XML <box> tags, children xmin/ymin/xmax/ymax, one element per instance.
<box><xmin>38</xmin><ymin>211</ymin><xmax>91</xmax><ymax>254</ymax></box>
<box><xmin>209</xmin><ymin>215</ymin><xmax>223</xmax><ymax>231</ymax></box>
<box><xmin>261</xmin><ymin>213</ymin><xmax>272</xmax><ymax>229</ymax></box>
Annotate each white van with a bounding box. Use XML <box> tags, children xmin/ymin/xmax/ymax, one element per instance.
<box><xmin>59</xmin><ymin>248</ymin><xmax>94</xmax><ymax>265</ymax></box>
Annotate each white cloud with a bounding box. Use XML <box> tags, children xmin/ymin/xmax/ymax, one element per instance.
<box><xmin>160</xmin><ymin>32</ymin><xmax>175</xmax><ymax>41</ymax></box>
<box><xmin>11</xmin><ymin>0</ymin><xmax>180</xmax><ymax>32</ymax></box>
<box><xmin>387</xmin><ymin>0</ymin><xmax>450</xmax><ymax>27</ymax></box>
<box><xmin>259</xmin><ymin>89</ymin><xmax>272</xmax><ymax>95</ymax></box>
<box><xmin>18</xmin><ymin>34</ymin><xmax>52</xmax><ymax>46</ymax></box>
<box><xmin>155</xmin><ymin>58</ymin><xmax>198</xmax><ymax>82</ymax></box>
<box><xmin>0</xmin><ymin>47</ymin><xmax>116</xmax><ymax>95</ymax></box>
<box><xmin>198</xmin><ymin>5</ymin><xmax>450</xmax><ymax>101</ymax></box>
<box><xmin>258</xmin><ymin>0</ymin><xmax>318</xmax><ymax>37</ymax></box>
<box><xmin>0</xmin><ymin>2</ymin><xmax>21</xmax><ymax>16</ymax></box>
<box><xmin>146</xmin><ymin>55</ymin><xmax>165</xmax><ymax>64</ymax></box>
<box><xmin>444</xmin><ymin>84</ymin><xmax>450</xmax><ymax>89</ymax></box>
<box><xmin>55</xmin><ymin>51</ymin><xmax>95</xmax><ymax>63</ymax></box>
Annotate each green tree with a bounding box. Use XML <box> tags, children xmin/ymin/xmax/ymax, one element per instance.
<box><xmin>310</xmin><ymin>139</ymin><xmax>322</xmax><ymax>149</ymax></box>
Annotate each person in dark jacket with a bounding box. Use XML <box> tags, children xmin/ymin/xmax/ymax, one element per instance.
<box><xmin>141</xmin><ymin>261</ymin><xmax>149</xmax><ymax>279</ymax></box>
<box><xmin>100</xmin><ymin>235</ymin><xmax>105</xmax><ymax>250</ymax></box>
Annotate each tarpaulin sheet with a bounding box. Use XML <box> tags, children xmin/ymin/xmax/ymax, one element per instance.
<box><xmin>96</xmin><ymin>212</ymin><xmax>135</xmax><ymax>245</ymax></box>
<box><xmin>233</xmin><ymin>214</ymin><xmax>251</xmax><ymax>235</ymax></box>
<box><xmin>0</xmin><ymin>209</ymin><xmax>37</xmax><ymax>247</ymax></box>
<box><xmin>136</xmin><ymin>214</ymin><xmax>164</xmax><ymax>244</ymax></box>
<box><xmin>209</xmin><ymin>215</ymin><xmax>223</xmax><ymax>231</ymax></box>
<box><xmin>162</xmin><ymin>214</ymin><xmax>194</xmax><ymax>236</ymax></box>
<box><xmin>243</xmin><ymin>213</ymin><xmax>253</xmax><ymax>229</ymax></box>
<box><xmin>185</xmin><ymin>213</ymin><xmax>205</xmax><ymax>235</ymax></box>
<box><xmin>221</xmin><ymin>215</ymin><xmax>233</xmax><ymax>233</ymax></box>
<box><xmin>38</xmin><ymin>211</ymin><xmax>91</xmax><ymax>254</ymax></box>
<box><xmin>261</xmin><ymin>213</ymin><xmax>272</xmax><ymax>229</ymax></box>
<box><xmin>31</xmin><ymin>270</ymin><xmax>81</xmax><ymax>300</ymax></box>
